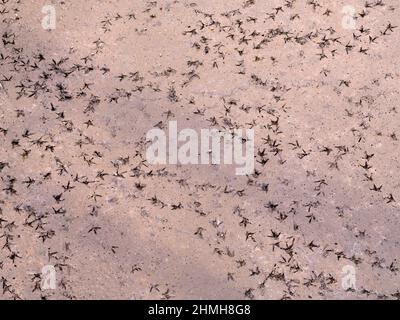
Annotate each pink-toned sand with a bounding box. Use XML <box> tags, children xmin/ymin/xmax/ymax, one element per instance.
<box><xmin>0</xmin><ymin>0</ymin><xmax>399</xmax><ymax>299</ymax></box>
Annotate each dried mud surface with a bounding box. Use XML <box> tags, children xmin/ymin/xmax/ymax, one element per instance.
<box><xmin>0</xmin><ymin>0</ymin><xmax>399</xmax><ymax>299</ymax></box>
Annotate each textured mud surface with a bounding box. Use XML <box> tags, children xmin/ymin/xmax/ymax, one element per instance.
<box><xmin>0</xmin><ymin>0</ymin><xmax>399</xmax><ymax>299</ymax></box>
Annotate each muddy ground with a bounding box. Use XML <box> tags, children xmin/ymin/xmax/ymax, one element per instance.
<box><xmin>0</xmin><ymin>0</ymin><xmax>399</xmax><ymax>299</ymax></box>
